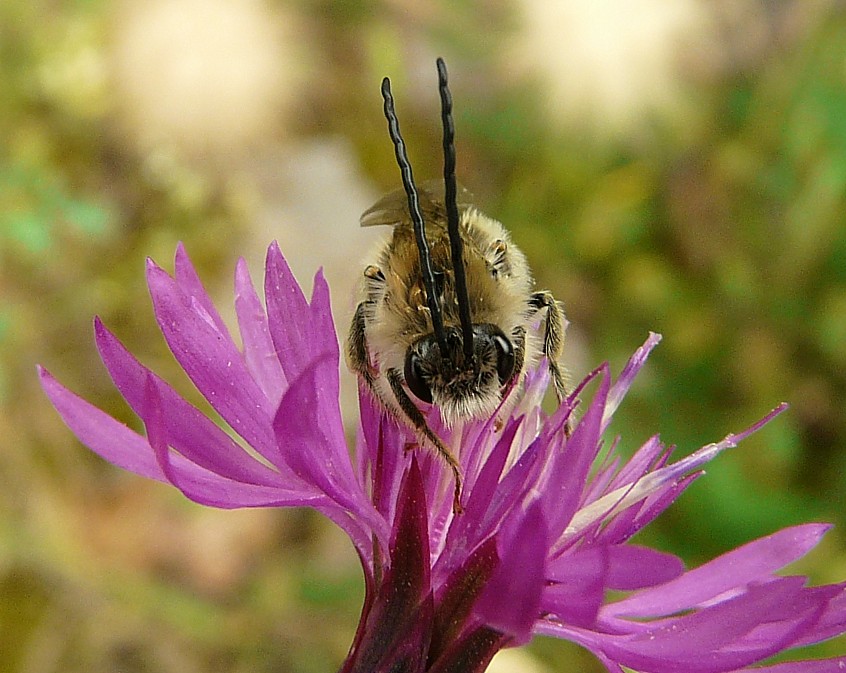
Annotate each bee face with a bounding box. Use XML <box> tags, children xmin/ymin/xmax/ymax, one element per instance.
<box><xmin>404</xmin><ymin>323</ymin><xmax>516</xmax><ymax>424</ymax></box>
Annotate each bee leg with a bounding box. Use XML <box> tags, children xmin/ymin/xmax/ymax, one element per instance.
<box><xmin>348</xmin><ymin>264</ymin><xmax>389</xmax><ymax>385</ymax></box>
<box><xmin>386</xmin><ymin>368</ymin><xmax>463</xmax><ymax>514</ymax></box>
<box><xmin>347</xmin><ymin>302</ymin><xmax>377</xmax><ymax>387</ymax></box>
<box><xmin>529</xmin><ymin>291</ymin><xmax>572</xmax><ymax>435</ymax></box>
<box><xmin>511</xmin><ymin>325</ymin><xmax>526</xmax><ymax>385</ymax></box>
<box><xmin>529</xmin><ymin>291</ymin><xmax>567</xmax><ymax>399</ymax></box>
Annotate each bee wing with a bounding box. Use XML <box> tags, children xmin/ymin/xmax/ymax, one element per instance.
<box><xmin>359</xmin><ymin>186</ymin><xmax>418</xmax><ymax>228</ymax></box>
<box><xmin>360</xmin><ymin>181</ymin><xmax>473</xmax><ymax>228</ymax></box>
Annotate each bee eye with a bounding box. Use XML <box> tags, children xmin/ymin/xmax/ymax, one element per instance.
<box><xmin>493</xmin><ymin>334</ymin><xmax>515</xmax><ymax>386</ymax></box>
<box><xmin>404</xmin><ymin>351</ymin><xmax>433</xmax><ymax>404</ymax></box>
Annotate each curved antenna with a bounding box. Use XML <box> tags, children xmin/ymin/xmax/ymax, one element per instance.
<box><xmin>437</xmin><ymin>58</ymin><xmax>474</xmax><ymax>362</ymax></box>
<box><xmin>381</xmin><ymin>76</ymin><xmax>448</xmax><ymax>352</ymax></box>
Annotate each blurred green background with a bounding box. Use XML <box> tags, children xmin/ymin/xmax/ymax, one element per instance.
<box><xmin>2</xmin><ymin>0</ymin><xmax>845</xmax><ymax>671</ymax></box>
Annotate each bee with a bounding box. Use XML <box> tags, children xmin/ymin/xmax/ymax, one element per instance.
<box><xmin>346</xmin><ymin>58</ymin><xmax>568</xmax><ymax>511</ymax></box>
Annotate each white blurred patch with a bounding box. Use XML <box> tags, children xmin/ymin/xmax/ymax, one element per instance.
<box><xmin>512</xmin><ymin>0</ymin><xmax>715</xmax><ymax>141</ymax></box>
<box><xmin>110</xmin><ymin>0</ymin><xmax>303</xmax><ymax>158</ymax></box>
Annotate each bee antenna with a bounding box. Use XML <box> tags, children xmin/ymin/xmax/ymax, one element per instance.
<box><xmin>381</xmin><ymin>76</ymin><xmax>448</xmax><ymax>352</ymax></box>
<box><xmin>437</xmin><ymin>57</ymin><xmax>474</xmax><ymax>362</ymax></box>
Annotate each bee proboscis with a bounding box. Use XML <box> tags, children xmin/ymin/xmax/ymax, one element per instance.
<box><xmin>346</xmin><ymin>58</ymin><xmax>568</xmax><ymax>513</ymax></box>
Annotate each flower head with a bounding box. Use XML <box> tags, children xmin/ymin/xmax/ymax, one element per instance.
<box><xmin>40</xmin><ymin>243</ymin><xmax>846</xmax><ymax>672</ymax></box>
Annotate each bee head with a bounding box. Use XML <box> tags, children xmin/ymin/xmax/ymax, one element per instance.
<box><xmin>404</xmin><ymin>324</ymin><xmax>516</xmax><ymax>423</ymax></box>
<box><xmin>383</xmin><ymin>59</ymin><xmax>510</xmax><ymax>423</ymax></box>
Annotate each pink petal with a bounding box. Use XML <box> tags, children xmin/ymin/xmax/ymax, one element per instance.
<box><xmin>39</xmin><ymin>367</ymin><xmax>165</xmax><ymax>481</ymax></box>
<box><xmin>605</xmin><ymin>435</ymin><xmax>668</xmax><ymax>493</ymax></box>
<box><xmin>791</xmin><ymin>583</ymin><xmax>846</xmax><ymax>648</ymax></box>
<box><xmin>272</xmin><ymin>352</ymin><xmax>380</xmax><ymax>532</ymax></box>
<box><xmin>543</xmin><ymin>365</ymin><xmax>611</xmax><ymax>542</ymax></box>
<box><xmin>234</xmin><ymin>257</ymin><xmax>286</xmax><ymax>405</ymax></box>
<box><xmin>140</xmin><ymin>373</ymin><xmax>321</xmax><ymax>509</ymax></box>
<box><xmin>602</xmin><ymin>332</ymin><xmax>662</xmax><ymax>432</ymax></box>
<box><xmin>604</xmin><ymin>545</ymin><xmax>684</xmax><ymax>590</ymax></box>
<box><xmin>174</xmin><ymin>242</ymin><xmax>231</xmax><ymax>339</ymax></box>
<box><xmin>544</xmin><ymin>545</ymin><xmax>608</xmax><ymax>628</ymax></box>
<box><xmin>475</xmin><ymin>502</ymin><xmax>548</xmax><ymax>644</ymax></box>
<box><xmin>605</xmin><ymin>524</ymin><xmax>832</xmax><ymax>618</ymax></box>
<box><xmin>147</xmin><ymin>259</ymin><xmax>280</xmax><ymax>463</ymax></box>
<box><xmin>569</xmin><ymin>405</ymin><xmax>788</xmax><ymax>546</ymax></box>
<box><xmin>735</xmin><ymin>658</ymin><xmax>846</xmax><ymax>672</ymax></box>
<box><xmin>95</xmin><ymin>318</ymin><xmax>284</xmax><ymax>486</ymax></box>
<box><xmin>468</xmin><ymin>437</ymin><xmax>544</xmax><ymax>553</ymax></box>
<box><xmin>41</xmin><ymin>366</ymin><xmax>324</xmax><ymax>509</ymax></box>
<box><xmin>264</xmin><ymin>241</ymin><xmax>319</xmax><ymax>383</ymax></box>
<box><xmin>596</xmin><ymin>472</ymin><xmax>701</xmax><ymax>545</ymax></box>
<box><xmin>599</xmin><ymin>578</ymin><xmax>830</xmax><ymax>672</ymax></box>
<box><xmin>308</xmin><ymin>268</ymin><xmax>340</xmax><ymax>362</ymax></box>
<box><xmin>437</xmin><ymin>419</ymin><xmax>521</xmax><ymax>577</ymax></box>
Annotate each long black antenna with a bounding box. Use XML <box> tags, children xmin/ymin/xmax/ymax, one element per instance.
<box><xmin>381</xmin><ymin>77</ymin><xmax>448</xmax><ymax>353</ymax></box>
<box><xmin>437</xmin><ymin>58</ymin><xmax>474</xmax><ymax>362</ymax></box>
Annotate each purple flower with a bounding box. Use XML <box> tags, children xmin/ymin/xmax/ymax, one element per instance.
<box><xmin>39</xmin><ymin>243</ymin><xmax>846</xmax><ymax>672</ymax></box>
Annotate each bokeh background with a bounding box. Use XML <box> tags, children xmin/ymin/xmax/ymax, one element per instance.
<box><xmin>2</xmin><ymin>0</ymin><xmax>845</xmax><ymax>671</ymax></box>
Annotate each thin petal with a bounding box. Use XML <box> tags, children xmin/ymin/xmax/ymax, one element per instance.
<box><xmin>437</xmin><ymin>419</ymin><xmax>522</xmax><ymax>577</ymax></box>
<box><xmin>785</xmin><ymin>582</ymin><xmax>846</xmax><ymax>648</ymax></box>
<box><xmin>158</xmin><ymin>456</ymin><xmax>325</xmax><ymax>508</ymax></box>
<box><xmin>590</xmin><ymin>473</ymin><xmax>701</xmax><ymax>548</ymax></box>
<box><xmin>40</xmin><ymin>367</ymin><xmax>325</xmax><ymax>508</ymax></box>
<box><xmin>264</xmin><ymin>241</ymin><xmax>319</xmax><ymax>383</ymax></box>
<box><xmin>548</xmin><ymin>544</ymin><xmax>684</xmax><ymax>595</ymax></box>
<box><xmin>735</xmin><ymin>658</ymin><xmax>846</xmax><ymax>672</ymax></box>
<box><xmin>604</xmin><ymin>545</ymin><xmax>685</xmax><ymax>590</ymax></box>
<box><xmin>602</xmin><ymin>332</ymin><xmax>662</xmax><ymax>432</ymax></box>
<box><xmin>543</xmin><ymin>365</ymin><xmax>611</xmax><ymax>543</ymax></box>
<box><xmin>139</xmin><ymin>373</ymin><xmax>320</xmax><ymax>509</ymax></box>
<box><xmin>475</xmin><ymin>502</ymin><xmax>548</xmax><ymax>644</ymax></box>
<box><xmin>234</xmin><ymin>257</ymin><xmax>286</xmax><ymax>404</ymax></box>
<box><xmin>95</xmin><ymin>318</ymin><xmax>283</xmax><ymax>487</ymax></box>
<box><xmin>599</xmin><ymin>578</ymin><xmax>832</xmax><ymax>673</ymax></box>
<box><xmin>605</xmin><ymin>524</ymin><xmax>833</xmax><ymax>618</ymax></box>
<box><xmin>174</xmin><ymin>242</ymin><xmax>231</xmax><ymax>338</ymax></box>
<box><xmin>467</xmin><ymin>435</ymin><xmax>545</xmax><ymax>555</ymax></box>
<box><xmin>272</xmin><ymin>352</ymin><xmax>380</xmax><ymax>531</ymax></box>
<box><xmin>147</xmin><ymin>259</ymin><xmax>281</xmax><ymax>464</ymax></box>
<box><xmin>39</xmin><ymin>367</ymin><xmax>165</xmax><ymax>481</ymax></box>
<box><xmin>357</xmin><ymin>388</ymin><xmax>412</xmax><ymax>523</ymax></box>
<box><xmin>604</xmin><ymin>435</ymin><xmax>669</xmax><ymax>494</ymax></box>
<box><xmin>564</xmin><ymin>405</ymin><xmax>788</xmax><ymax>542</ymax></box>
<box><xmin>309</xmin><ymin>268</ymin><xmax>340</xmax><ymax>362</ymax></box>
<box><xmin>142</xmin><ymin>384</ymin><xmax>321</xmax><ymax>509</ymax></box>
<box><xmin>514</xmin><ymin>359</ymin><xmax>550</xmax><ymax>420</ymax></box>
<box><xmin>543</xmin><ymin>545</ymin><xmax>608</xmax><ymax>628</ymax></box>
